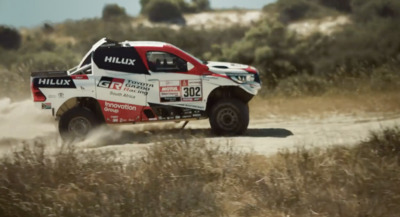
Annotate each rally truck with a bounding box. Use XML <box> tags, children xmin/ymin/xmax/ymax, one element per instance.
<box><xmin>31</xmin><ymin>38</ymin><xmax>261</xmax><ymax>140</ymax></box>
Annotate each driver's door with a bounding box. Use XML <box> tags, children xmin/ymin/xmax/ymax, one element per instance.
<box><xmin>145</xmin><ymin>51</ymin><xmax>204</xmax><ymax>120</ymax></box>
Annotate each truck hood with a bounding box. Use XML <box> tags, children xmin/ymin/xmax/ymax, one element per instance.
<box><xmin>206</xmin><ymin>61</ymin><xmax>250</xmax><ymax>74</ymax></box>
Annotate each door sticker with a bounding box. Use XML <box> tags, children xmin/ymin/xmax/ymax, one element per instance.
<box><xmin>99</xmin><ymin>100</ymin><xmax>142</xmax><ymax>123</ymax></box>
<box><xmin>159</xmin><ymin>80</ymin><xmax>181</xmax><ymax>102</ymax></box>
<box><xmin>181</xmin><ymin>80</ymin><xmax>202</xmax><ymax>102</ymax></box>
<box><xmin>159</xmin><ymin>80</ymin><xmax>202</xmax><ymax>103</ymax></box>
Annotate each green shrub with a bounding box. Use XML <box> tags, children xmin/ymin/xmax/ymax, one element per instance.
<box><xmin>140</xmin><ymin>0</ymin><xmax>210</xmax><ymax>14</ymax></box>
<box><xmin>102</xmin><ymin>4</ymin><xmax>128</xmax><ymax>21</ymax></box>
<box><xmin>277</xmin><ymin>0</ymin><xmax>313</xmax><ymax>22</ymax></box>
<box><xmin>0</xmin><ymin>26</ymin><xmax>21</xmax><ymax>50</ymax></box>
<box><xmin>12</xmin><ymin>51</ymin><xmax>76</xmax><ymax>73</ymax></box>
<box><xmin>317</xmin><ymin>0</ymin><xmax>351</xmax><ymax>12</ymax></box>
<box><xmin>274</xmin><ymin>74</ymin><xmax>331</xmax><ymax>96</ymax></box>
<box><xmin>145</xmin><ymin>0</ymin><xmax>185</xmax><ymax>23</ymax></box>
<box><xmin>352</xmin><ymin>0</ymin><xmax>400</xmax><ymax>22</ymax></box>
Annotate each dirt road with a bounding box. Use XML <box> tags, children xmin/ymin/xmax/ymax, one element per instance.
<box><xmin>1</xmin><ymin>98</ymin><xmax>399</xmax><ymax>156</ymax></box>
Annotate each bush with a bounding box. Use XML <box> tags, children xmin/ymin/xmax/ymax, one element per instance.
<box><xmin>218</xmin><ymin>19</ymin><xmax>314</xmax><ymax>88</ymax></box>
<box><xmin>144</xmin><ymin>0</ymin><xmax>185</xmax><ymax>23</ymax></box>
<box><xmin>102</xmin><ymin>4</ymin><xmax>128</xmax><ymax>21</ymax></box>
<box><xmin>141</xmin><ymin>0</ymin><xmax>210</xmax><ymax>14</ymax></box>
<box><xmin>0</xmin><ymin>26</ymin><xmax>22</xmax><ymax>50</ymax></box>
<box><xmin>309</xmin><ymin>19</ymin><xmax>400</xmax><ymax>76</ymax></box>
<box><xmin>191</xmin><ymin>0</ymin><xmax>210</xmax><ymax>12</ymax></box>
<box><xmin>352</xmin><ymin>0</ymin><xmax>400</xmax><ymax>22</ymax></box>
<box><xmin>277</xmin><ymin>0</ymin><xmax>313</xmax><ymax>22</ymax></box>
<box><xmin>274</xmin><ymin>74</ymin><xmax>331</xmax><ymax>96</ymax></box>
<box><xmin>317</xmin><ymin>0</ymin><xmax>351</xmax><ymax>12</ymax></box>
<box><xmin>13</xmin><ymin>51</ymin><xmax>76</xmax><ymax>73</ymax></box>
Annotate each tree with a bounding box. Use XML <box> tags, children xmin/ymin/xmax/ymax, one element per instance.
<box><xmin>352</xmin><ymin>0</ymin><xmax>400</xmax><ymax>22</ymax></box>
<box><xmin>102</xmin><ymin>4</ymin><xmax>128</xmax><ymax>21</ymax></box>
<box><xmin>0</xmin><ymin>26</ymin><xmax>21</xmax><ymax>50</ymax></box>
<box><xmin>317</xmin><ymin>0</ymin><xmax>351</xmax><ymax>12</ymax></box>
<box><xmin>140</xmin><ymin>0</ymin><xmax>210</xmax><ymax>14</ymax></box>
<box><xmin>145</xmin><ymin>0</ymin><xmax>185</xmax><ymax>23</ymax></box>
<box><xmin>277</xmin><ymin>0</ymin><xmax>312</xmax><ymax>22</ymax></box>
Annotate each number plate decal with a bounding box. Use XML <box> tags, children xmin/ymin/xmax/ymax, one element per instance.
<box><xmin>159</xmin><ymin>80</ymin><xmax>202</xmax><ymax>102</ymax></box>
<box><xmin>181</xmin><ymin>80</ymin><xmax>202</xmax><ymax>102</ymax></box>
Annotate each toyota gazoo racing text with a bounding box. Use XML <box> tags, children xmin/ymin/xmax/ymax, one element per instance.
<box><xmin>31</xmin><ymin>38</ymin><xmax>261</xmax><ymax>140</ymax></box>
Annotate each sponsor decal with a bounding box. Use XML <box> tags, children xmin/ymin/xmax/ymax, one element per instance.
<box><xmin>34</xmin><ymin>77</ymin><xmax>76</xmax><ymax>88</ymax></box>
<box><xmin>41</xmin><ymin>103</ymin><xmax>51</xmax><ymax>109</ymax></box>
<box><xmin>161</xmin><ymin>86</ymin><xmax>179</xmax><ymax>92</ymax></box>
<box><xmin>99</xmin><ymin>100</ymin><xmax>143</xmax><ymax>123</ymax></box>
<box><xmin>159</xmin><ymin>80</ymin><xmax>181</xmax><ymax>102</ymax></box>
<box><xmin>93</xmin><ymin>46</ymin><xmax>149</xmax><ymax>74</ymax></box>
<box><xmin>104</xmin><ymin>101</ymin><xmax>136</xmax><ymax>112</ymax></box>
<box><xmin>124</xmin><ymin>80</ymin><xmax>153</xmax><ymax>96</ymax></box>
<box><xmin>110</xmin><ymin>91</ymin><xmax>136</xmax><ymax>99</ymax></box>
<box><xmin>98</xmin><ymin>77</ymin><xmax>124</xmax><ymax>90</ymax></box>
<box><xmin>111</xmin><ymin>116</ymin><xmax>119</xmax><ymax>123</ymax></box>
<box><xmin>181</xmin><ymin>80</ymin><xmax>188</xmax><ymax>86</ymax></box>
<box><xmin>97</xmin><ymin>76</ymin><xmax>153</xmax><ymax>96</ymax></box>
<box><xmin>104</xmin><ymin>56</ymin><xmax>136</xmax><ymax>66</ymax></box>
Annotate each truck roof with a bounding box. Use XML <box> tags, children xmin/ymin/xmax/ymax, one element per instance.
<box><xmin>123</xmin><ymin>41</ymin><xmax>167</xmax><ymax>47</ymax></box>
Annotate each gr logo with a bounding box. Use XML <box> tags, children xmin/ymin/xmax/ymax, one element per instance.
<box><xmin>98</xmin><ymin>77</ymin><xmax>125</xmax><ymax>90</ymax></box>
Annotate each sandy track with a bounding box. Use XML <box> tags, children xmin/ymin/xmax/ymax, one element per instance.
<box><xmin>0</xmin><ymin>98</ymin><xmax>399</xmax><ymax>157</ymax></box>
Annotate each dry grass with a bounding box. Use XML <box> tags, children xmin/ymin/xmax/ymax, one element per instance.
<box><xmin>1</xmin><ymin>127</ymin><xmax>400</xmax><ymax>216</ymax></box>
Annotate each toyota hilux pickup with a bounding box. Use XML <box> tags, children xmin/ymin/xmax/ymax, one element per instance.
<box><xmin>31</xmin><ymin>38</ymin><xmax>261</xmax><ymax>140</ymax></box>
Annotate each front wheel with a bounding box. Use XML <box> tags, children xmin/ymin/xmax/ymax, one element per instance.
<box><xmin>209</xmin><ymin>98</ymin><xmax>249</xmax><ymax>135</ymax></box>
<box><xmin>58</xmin><ymin>107</ymin><xmax>101</xmax><ymax>141</ymax></box>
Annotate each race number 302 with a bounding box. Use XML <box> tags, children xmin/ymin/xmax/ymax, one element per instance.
<box><xmin>181</xmin><ymin>80</ymin><xmax>202</xmax><ymax>102</ymax></box>
<box><xmin>183</xmin><ymin>86</ymin><xmax>200</xmax><ymax>97</ymax></box>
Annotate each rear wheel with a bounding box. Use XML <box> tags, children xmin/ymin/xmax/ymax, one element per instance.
<box><xmin>209</xmin><ymin>98</ymin><xmax>249</xmax><ymax>135</ymax></box>
<box><xmin>58</xmin><ymin>107</ymin><xmax>101</xmax><ymax>141</ymax></box>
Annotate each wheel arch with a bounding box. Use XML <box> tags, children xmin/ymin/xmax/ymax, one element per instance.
<box><xmin>56</xmin><ymin>97</ymin><xmax>105</xmax><ymax>123</ymax></box>
<box><xmin>206</xmin><ymin>86</ymin><xmax>253</xmax><ymax>115</ymax></box>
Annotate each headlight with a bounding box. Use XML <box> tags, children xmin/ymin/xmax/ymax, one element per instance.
<box><xmin>227</xmin><ymin>73</ymin><xmax>255</xmax><ymax>83</ymax></box>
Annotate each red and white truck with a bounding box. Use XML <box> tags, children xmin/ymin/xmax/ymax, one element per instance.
<box><xmin>31</xmin><ymin>38</ymin><xmax>261</xmax><ymax>140</ymax></box>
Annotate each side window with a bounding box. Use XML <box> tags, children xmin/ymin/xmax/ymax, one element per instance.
<box><xmin>146</xmin><ymin>51</ymin><xmax>192</xmax><ymax>72</ymax></box>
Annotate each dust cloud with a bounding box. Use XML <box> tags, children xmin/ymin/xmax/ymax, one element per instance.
<box><xmin>0</xmin><ymin>98</ymin><xmax>149</xmax><ymax>153</ymax></box>
<box><xmin>0</xmin><ymin>98</ymin><xmax>55</xmax><ymax>140</ymax></box>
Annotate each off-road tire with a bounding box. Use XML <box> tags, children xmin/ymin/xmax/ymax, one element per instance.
<box><xmin>58</xmin><ymin>107</ymin><xmax>101</xmax><ymax>141</ymax></box>
<box><xmin>209</xmin><ymin>98</ymin><xmax>249</xmax><ymax>135</ymax></box>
